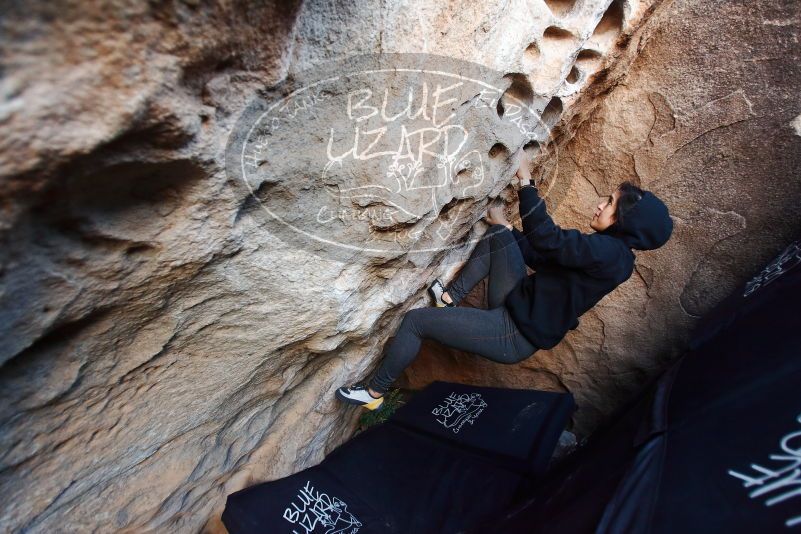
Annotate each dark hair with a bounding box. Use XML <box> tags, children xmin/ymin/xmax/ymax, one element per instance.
<box><xmin>614</xmin><ymin>181</ymin><xmax>644</xmax><ymax>224</ymax></box>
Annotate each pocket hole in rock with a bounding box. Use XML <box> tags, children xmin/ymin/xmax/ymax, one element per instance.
<box><xmin>544</xmin><ymin>0</ymin><xmax>577</xmax><ymax>17</ymax></box>
<box><xmin>534</xmin><ymin>27</ymin><xmax>580</xmax><ymax>93</ymax></box>
<box><xmin>591</xmin><ymin>0</ymin><xmax>624</xmax><ymax>48</ymax></box>
<box><xmin>439</xmin><ymin>196</ymin><xmax>469</xmax><ymax>218</ymax></box>
<box><xmin>541</xmin><ymin>97</ymin><xmax>563</xmax><ymax>128</ymax></box>
<box><xmin>575</xmin><ymin>49</ymin><xmax>604</xmax><ymax>79</ymax></box>
<box><xmin>576</xmin><ymin>48</ymin><xmax>603</xmax><ymax>63</ymax></box>
<box><xmin>497</xmin><ymin>73</ymin><xmax>535</xmax><ymax>118</ymax></box>
<box><xmin>489</xmin><ymin>143</ymin><xmax>509</xmax><ymax>159</ymax></box>
<box><xmin>566</xmin><ymin>66</ymin><xmax>580</xmax><ymax>84</ymax></box>
<box><xmin>522</xmin><ymin>42</ymin><xmax>541</xmax><ymax>71</ymax></box>
<box><xmin>543</xmin><ymin>25</ymin><xmax>577</xmax><ymax>43</ymax></box>
<box><xmin>523</xmin><ymin>140</ymin><xmax>541</xmax><ymax>157</ymax></box>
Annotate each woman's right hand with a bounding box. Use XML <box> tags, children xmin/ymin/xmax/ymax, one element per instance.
<box><xmin>515</xmin><ymin>148</ymin><xmax>533</xmax><ymax>186</ymax></box>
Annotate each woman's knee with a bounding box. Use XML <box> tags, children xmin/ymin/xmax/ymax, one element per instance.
<box><xmin>399</xmin><ymin>307</ymin><xmax>430</xmax><ymax>335</ymax></box>
<box><xmin>486</xmin><ymin>224</ymin><xmax>515</xmax><ymax>246</ymax></box>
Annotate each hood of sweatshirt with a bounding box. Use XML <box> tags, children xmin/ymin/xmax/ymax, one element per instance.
<box><xmin>600</xmin><ymin>191</ymin><xmax>673</xmax><ymax>250</ymax></box>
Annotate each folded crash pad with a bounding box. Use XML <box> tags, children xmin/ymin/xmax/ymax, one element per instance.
<box><xmin>388</xmin><ymin>381</ymin><xmax>575</xmax><ymax>475</ymax></box>
<box><xmin>221</xmin><ymin>465</ymin><xmax>393</xmax><ymax>534</ymax></box>
<box><xmin>477</xmin><ymin>235</ymin><xmax>801</xmax><ymax>534</ymax></box>
<box><xmin>222</xmin><ymin>381</ymin><xmax>575</xmax><ymax>534</ymax></box>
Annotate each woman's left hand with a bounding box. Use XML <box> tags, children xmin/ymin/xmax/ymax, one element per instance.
<box><xmin>485</xmin><ymin>201</ymin><xmax>513</xmax><ymax>230</ymax></box>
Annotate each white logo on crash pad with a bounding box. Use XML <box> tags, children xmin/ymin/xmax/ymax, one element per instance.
<box><xmin>283</xmin><ymin>480</ymin><xmax>362</xmax><ymax>534</ymax></box>
<box><xmin>727</xmin><ymin>413</ymin><xmax>801</xmax><ymax>528</ymax></box>
<box><xmin>432</xmin><ymin>391</ymin><xmax>488</xmax><ymax>433</ymax></box>
<box><xmin>743</xmin><ymin>240</ymin><xmax>801</xmax><ymax>297</ymax></box>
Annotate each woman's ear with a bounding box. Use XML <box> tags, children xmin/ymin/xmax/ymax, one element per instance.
<box><xmin>610</xmin><ymin>190</ymin><xmax>621</xmax><ymax>223</ymax></box>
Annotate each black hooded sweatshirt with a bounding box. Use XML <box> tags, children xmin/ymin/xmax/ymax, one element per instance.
<box><xmin>504</xmin><ymin>184</ymin><xmax>673</xmax><ymax>349</ymax></box>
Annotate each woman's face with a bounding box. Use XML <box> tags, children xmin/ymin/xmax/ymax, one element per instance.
<box><xmin>590</xmin><ymin>189</ymin><xmax>620</xmax><ymax>231</ymax></box>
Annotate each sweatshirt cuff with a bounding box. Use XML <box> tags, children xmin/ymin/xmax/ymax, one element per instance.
<box><xmin>510</xmin><ymin>226</ymin><xmax>526</xmax><ymax>244</ymax></box>
<box><xmin>518</xmin><ymin>184</ymin><xmax>543</xmax><ymax>215</ymax></box>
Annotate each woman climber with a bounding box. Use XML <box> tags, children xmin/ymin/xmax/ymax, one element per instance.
<box><xmin>336</xmin><ymin>149</ymin><xmax>673</xmax><ymax>410</ymax></box>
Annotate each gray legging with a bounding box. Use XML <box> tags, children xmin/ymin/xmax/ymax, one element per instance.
<box><xmin>368</xmin><ymin>224</ymin><xmax>538</xmax><ymax>395</ymax></box>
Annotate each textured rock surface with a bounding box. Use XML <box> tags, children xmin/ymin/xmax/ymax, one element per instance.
<box><xmin>0</xmin><ymin>1</ymin><xmax>659</xmax><ymax>532</ymax></box>
<box><xmin>400</xmin><ymin>0</ymin><xmax>801</xmax><ymax>434</ymax></box>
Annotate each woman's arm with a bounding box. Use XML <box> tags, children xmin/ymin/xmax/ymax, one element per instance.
<box><xmin>517</xmin><ymin>184</ymin><xmax>617</xmax><ymax>272</ymax></box>
<box><xmin>511</xmin><ymin>227</ymin><xmax>546</xmax><ymax>269</ymax></box>
<box><xmin>486</xmin><ymin>200</ymin><xmax>544</xmax><ymax>269</ymax></box>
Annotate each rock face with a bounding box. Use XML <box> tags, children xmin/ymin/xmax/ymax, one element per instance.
<box><xmin>400</xmin><ymin>0</ymin><xmax>801</xmax><ymax>434</ymax></box>
<box><xmin>0</xmin><ymin>1</ymin><xmax>657</xmax><ymax>531</ymax></box>
<box><xmin>0</xmin><ymin>0</ymin><xmax>798</xmax><ymax>532</ymax></box>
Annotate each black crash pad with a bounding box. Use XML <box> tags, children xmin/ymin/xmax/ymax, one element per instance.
<box><xmin>222</xmin><ymin>381</ymin><xmax>575</xmax><ymax>534</ymax></box>
<box><xmin>476</xmin><ymin>236</ymin><xmax>801</xmax><ymax>534</ymax></box>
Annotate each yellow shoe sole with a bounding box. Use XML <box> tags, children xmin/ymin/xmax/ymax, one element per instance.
<box><xmin>363</xmin><ymin>396</ymin><xmax>384</xmax><ymax>410</ymax></box>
